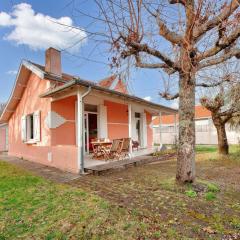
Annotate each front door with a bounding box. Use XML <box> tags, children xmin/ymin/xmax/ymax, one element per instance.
<box><xmin>84</xmin><ymin>104</ymin><xmax>98</xmax><ymax>154</ymax></box>
<box><xmin>135</xmin><ymin>112</ymin><xmax>142</xmax><ymax>146</ymax></box>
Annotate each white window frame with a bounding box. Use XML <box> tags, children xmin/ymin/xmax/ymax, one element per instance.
<box><xmin>21</xmin><ymin>111</ymin><xmax>41</xmax><ymax>144</ymax></box>
<box><xmin>26</xmin><ymin>113</ymin><xmax>35</xmax><ymax>141</ymax></box>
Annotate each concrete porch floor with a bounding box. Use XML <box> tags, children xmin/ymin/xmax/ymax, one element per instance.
<box><xmin>84</xmin><ymin>147</ymin><xmax>157</xmax><ymax>168</ymax></box>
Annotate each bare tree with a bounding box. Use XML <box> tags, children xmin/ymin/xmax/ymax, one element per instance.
<box><xmin>90</xmin><ymin>0</ymin><xmax>240</xmax><ymax>183</ymax></box>
<box><xmin>229</xmin><ymin>115</ymin><xmax>240</xmax><ymax>130</ymax></box>
<box><xmin>200</xmin><ymin>80</ymin><xmax>240</xmax><ymax>155</ymax></box>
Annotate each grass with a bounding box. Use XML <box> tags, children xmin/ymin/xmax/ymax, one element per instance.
<box><xmin>0</xmin><ymin>146</ymin><xmax>240</xmax><ymax>239</ymax></box>
<box><xmin>0</xmin><ymin>162</ymin><xmax>139</xmax><ymax>239</ymax></box>
<box><xmin>195</xmin><ymin>145</ymin><xmax>218</xmax><ymax>153</ymax></box>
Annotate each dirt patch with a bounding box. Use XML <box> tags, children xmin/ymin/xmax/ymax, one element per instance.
<box><xmin>70</xmin><ymin>153</ymin><xmax>240</xmax><ymax>239</ymax></box>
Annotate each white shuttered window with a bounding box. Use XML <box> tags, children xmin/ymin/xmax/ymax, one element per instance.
<box><xmin>21</xmin><ymin>111</ymin><xmax>41</xmax><ymax>143</ymax></box>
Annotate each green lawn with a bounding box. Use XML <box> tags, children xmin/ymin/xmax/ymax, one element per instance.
<box><xmin>0</xmin><ymin>147</ymin><xmax>240</xmax><ymax>239</ymax></box>
<box><xmin>195</xmin><ymin>145</ymin><xmax>218</xmax><ymax>153</ymax></box>
<box><xmin>0</xmin><ymin>162</ymin><xmax>139</xmax><ymax>239</ymax></box>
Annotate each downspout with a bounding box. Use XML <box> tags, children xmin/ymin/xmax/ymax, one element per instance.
<box><xmin>77</xmin><ymin>86</ymin><xmax>91</xmax><ymax>174</ymax></box>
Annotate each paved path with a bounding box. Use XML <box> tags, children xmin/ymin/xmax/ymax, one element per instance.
<box><xmin>0</xmin><ymin>154</ymin><xmax>81</xmax><ymax>183</ymax></box>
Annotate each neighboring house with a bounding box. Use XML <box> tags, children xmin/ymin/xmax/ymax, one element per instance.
<box><xmin>153</xmin><ymin>105</ymin><xmax>240</xmax><ymax>145</ymax></box>
<box><xmin>0</xmin><ymin>124</ymin><xmax>8</xmax><ymax>152</ymax></box>
<box><xmin>0</xmin><ymin>48</ymin><xmax>177</xmax><ymax>173</ymax></box>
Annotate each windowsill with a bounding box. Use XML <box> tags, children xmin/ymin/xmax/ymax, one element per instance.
<box><xmin>25</xmin><ymin>139</ymin><xmax>37</xmax><ymax>145</ymax></box>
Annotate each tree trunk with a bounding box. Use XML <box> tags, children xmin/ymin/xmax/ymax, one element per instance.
<box><xmin>215</xmin><ymin>123</ymin><xmax>229</xmax><ymax>155</ymax></box>
<box><xmin>176</xmin><ymin>72</ymin><xmax>196</xmax><ymax>183</ymax></box>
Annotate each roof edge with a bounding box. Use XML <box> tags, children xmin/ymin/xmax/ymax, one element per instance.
<box><xmin>0</xmin><ymin>61</ymin><xmax>45</xmax><ymax>124</ymax></box>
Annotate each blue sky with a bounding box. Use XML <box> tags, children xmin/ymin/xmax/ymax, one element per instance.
<box><xmin>0</xmin><ymin>0</ymin><xmax>177</xmax><ymax>108</ymax></box>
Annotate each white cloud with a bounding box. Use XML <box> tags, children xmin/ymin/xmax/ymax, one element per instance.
<box><xmin>0</xmin><ymin>3</ymin><xmax>87</xmax><ymax>53</ymax></box>
<box><xmin>6</xmin><ymin>70</ymin><xmax>17</xmax><ymax>75</ymax></box>
<box><xmin>0</xmin><ymin>12</ymin><xmax>12</xmax><ymax>26</ymax></box>
<box><xmin>143</xmin><ymin>96</ymin><xmax>152</xmax><ymax>101</ymax></box>
<box><xmin>170</xmin><ymin>99</ymin><xmax>179</xmax><ymax>109</ymax></box>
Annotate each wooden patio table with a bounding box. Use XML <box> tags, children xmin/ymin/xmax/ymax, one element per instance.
<box><xmin>91</xmin><ymin>140</ymin><xmax>112</xmax><ymax>159</ymax></box>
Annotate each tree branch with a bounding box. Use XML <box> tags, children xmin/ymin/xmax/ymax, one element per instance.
<box><xmin>198</xmin><ymin>48</ymin><xmax>240</xmax><ymax>69</ymax></box>
<box><xmin>135</xmin><ymin>55</ymin><xmax>168</xmax><ymax>69</ymax></box>
<box><xmin>193</xmin><ymin>0</ymin><xmax>240</xmax><ymax>41</ymax></box>
<box><xmin>200</xmin><ymin>94</ymin><xmax>224</xmax><ymax>112</ymax></box>
<box><xmin>134</xmin><ymin>55</ymin><xmax>177</xmax><ymax>75</ymax></box>
<box><xmin>156</xmin><ymin>14</ymin><xmax>183</xmax><ymax>45</ymax></box>
<box><xmin>219</xmin><ymin>107</ymin><xmax>239</xmax><ymax>117</ymax></box>
<box><xmin>197</xmin><ymin>26</ymin><xmax>240</xmax><ymax>61</ymax></box>
<box><xmin>160</xmin><ymin>92</ymin><xmax>179</xmax><ymax>100</ymax></box>
<box><xmin>169</xmin><ymin>0</ymin><xmax>186</xmax><ymax>6</ymax></box>
<box><xmin>120</xmin><ymin>35</ymin><xmax>180</xmax><ymax>71</ymax></box>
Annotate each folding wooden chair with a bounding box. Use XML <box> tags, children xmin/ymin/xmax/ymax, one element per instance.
<box><xmin>91</xmin><ymin>138</ymin><xmax>101</xmax><ymax>159</ymax></box>
<box><xmin>104</xmin><ymin>138</ymin><xmax>123</xmax><ymax>160</ymax></box>
<box><xmin>119</xmin><ymin>138</ymin><xmax>131</xmax><ymax>160</ymax></box>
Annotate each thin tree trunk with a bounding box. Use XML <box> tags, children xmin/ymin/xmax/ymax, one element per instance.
<box><xmin>176</xmin><ymin>72</ymin><xmax>196</xmax><ymax>183</ymax></box>
<box><xmin>216</xmin><ymin>123</ymin><xmax>229</xmax><ymax>155</ymax></box>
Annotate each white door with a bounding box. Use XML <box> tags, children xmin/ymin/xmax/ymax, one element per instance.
<box><xmin>133</xmin><ymin>112</ymin><xmax>142</xmax><ymax>146</ymax></box>
<box><xmin>84</xmin><ymin>112</ymin><xmax>98</xmax><ymax>154</ymax></box>
<box><xmin>141</xmin><ymin>112</ymin><xmax>147</xmax><ymax>148</ymax></box>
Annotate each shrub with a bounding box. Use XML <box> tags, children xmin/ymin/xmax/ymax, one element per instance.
<box><xmin>205</xmin><ymin>192</ymin><xmax>216</xmax><ymax>201</ymax></box>
<box><xmin>207</xmin><ymin>183</ymin><xmax>220</xmax><ymax>193</ymax></box>
<box><xmin>185</xmin><ymin>190</ymin><xmax>197</xmax><ymax>198</ymax></box>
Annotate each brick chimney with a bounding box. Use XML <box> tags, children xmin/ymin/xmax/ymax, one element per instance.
<box><xmin>45</xmin><ymin>47</ymin><xmax>62</xmax><ymax>77</ymax></box>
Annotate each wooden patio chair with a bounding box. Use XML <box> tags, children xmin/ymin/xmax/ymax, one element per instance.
<box><xmin>103</xmin><ymin>138</ymin><xmax>123</xmax><ymax>160</ymax></box>
<box><xmin>119</xmin><ymin>138</ymin><xmax>131</xmax><ymax>160</ymax></box>
<box><xmin>91</xmin><ymin>138</ymin><xmax>101</xmax><ymax>158</ymax></box>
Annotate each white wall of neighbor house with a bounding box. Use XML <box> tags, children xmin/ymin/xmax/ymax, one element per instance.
<box><xmin>153</xmin><ymin>117</ymin><xmax>240</xmax><ymax>145</ymax></box>
<box><xmin>0</xmin><ymin>124</ymin><xmax>8</xmax><ymax>151</ymax></box>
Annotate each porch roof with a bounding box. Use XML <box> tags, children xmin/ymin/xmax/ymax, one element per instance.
<box><xmin>40</xmin><ymin>74</ymin><xmax>178</xmax><ymax>115</ymax></box>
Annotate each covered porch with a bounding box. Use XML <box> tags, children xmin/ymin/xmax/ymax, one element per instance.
<box><xmin>41</xmin><ymin>77</ymin><xmax>177</xmax><ymax>173</ymax></box>
<box><xmin>84</xmin><ymin>146</ymin><xmax>157</xmax><ymax>168</ymax></box>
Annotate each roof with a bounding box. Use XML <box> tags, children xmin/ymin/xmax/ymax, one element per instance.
<box><xmin>98</xmin><ymin>75</ymin><xmax>117</xmax><ymax>88</ymax></box>
<box><xmin>41</xmin><ymin>76</ymin><xmax>178</xmax><ymax>114</ymax></box>
<box><xmin>195</xmin><ymin>105</ymin><xmax>212</xmax><ymax>118</ymax></box>
<box><xmin>98</xmin><ymin>75</ymin><xmax>128</xmax><ymax>94</ymax></box>
<box><xmin>152</xmin><ymin>105</ymin><xmax>211</xmax><ymax>125</ymax></box>
<box><xmin>0</xmin><ymin>60</ymin><xmax>178</xmax><ymax>123</ymax></box>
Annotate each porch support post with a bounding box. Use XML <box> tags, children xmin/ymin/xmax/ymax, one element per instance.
<box><xmin>159</xmin><ymin>112</ymin><xmax>162</xmax><ymax>146</ymax></box>
<box><xmin>77</xmin><ymin>89</ymin><xmax>84</xmax><ymax>173</ymax></box>
<box><xmin>128</xmin><ymin>104</ymin><xmax>132</xmax><ymax>157</ymax></box>
<box><xmin>77</xmin><ymin>87</ymin><xmax>91</xmax><ymax>174</ymax></box>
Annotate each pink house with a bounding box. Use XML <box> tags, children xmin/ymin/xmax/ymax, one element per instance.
<box><xmin>0</xmin><ymin>48</ymin><xmax>177</xmax><ymax>173</ymax></box>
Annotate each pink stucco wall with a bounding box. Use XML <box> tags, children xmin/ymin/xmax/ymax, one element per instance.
<box><xmin>8</xmin><ymin>73</ymin><xmax>50</xmax><ymax>164</ymax></box>
<box><xmin>8</xmin><ymin>73</ymin><xmax>79</xmax><ymax>173</ymax></box>
<box><xmin>51</xmin><ymin>96</ymin><xmax>76</xmax><ymax>146</ymax></box>
<box><xmin>0</xmin><ymin>126</ymin><xmax>7</xmax><ymax>151</ymax></box>
<box><xmin>7</xmin><ymin>71</ymin><xmax>154</xmax><ymax>173</ymax></box>
<box><xmin>104</xmin><ymin>100</ymin><xmax>153</xmax><ymax>147</ymax></box>
<box><xmin>105</xmin><ymin>100</ymin><xmax>129</xmax><ymax>140</ymax></box>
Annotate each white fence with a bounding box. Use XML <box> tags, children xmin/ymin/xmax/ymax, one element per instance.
<box><xmin>153</xmin><ymin>121</ymin><xmax>240</xmax><ymax>145</ymax></box>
